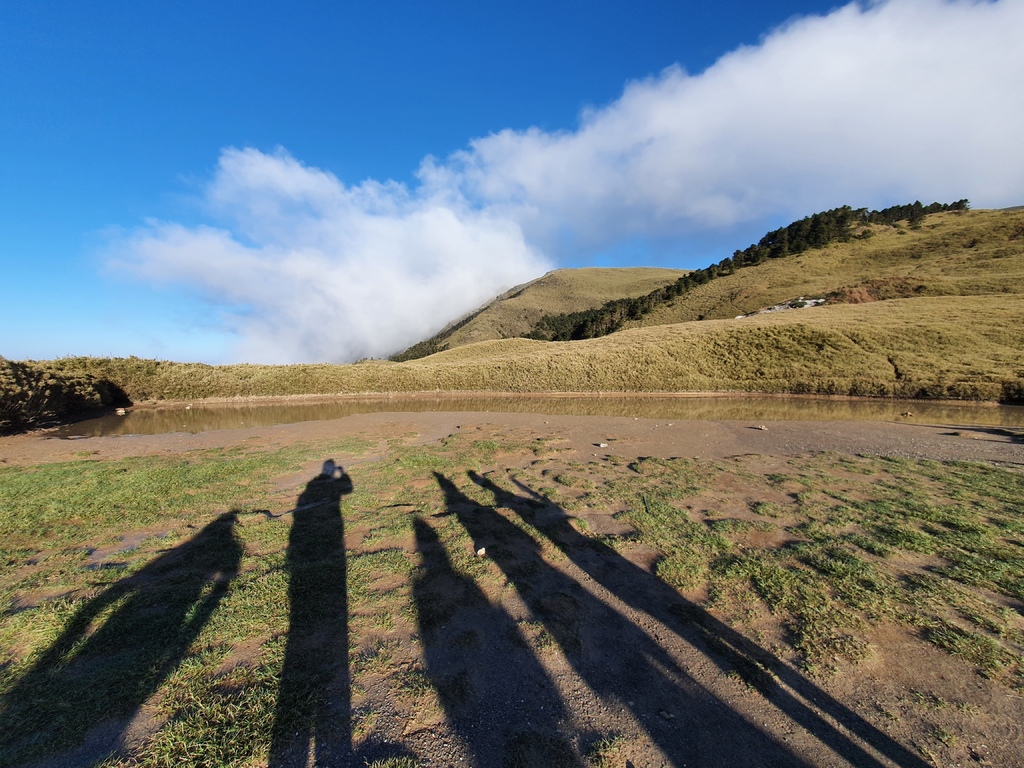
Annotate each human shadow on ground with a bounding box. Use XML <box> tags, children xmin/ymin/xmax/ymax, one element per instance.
<box><xmin>268</xmin><ymin>462</ymin><xmax>417</xmax><ymax>768</ymax></box>
<box><xmin>434</xmin><ymin>472</ymin><xmax>808</xmax><ymax>767</ymax></box>
<box><xmin>473</xmin><ymin>471</ymin><xmax>930</xmax><ymax>768</ymax></box>
<box><xmin>268</xmin><ymin>464</ymin><xmax>354</xmax><ymax>768</ymax></box>
<box><xmin>412</xmin><ymin>516</ymin><xmax>577</xmax><ymax>765</ymax></box>
<box><xmin>0</xmin><ymin>511</ymin><xmax>242</xmax><ymax>767</ymax></box>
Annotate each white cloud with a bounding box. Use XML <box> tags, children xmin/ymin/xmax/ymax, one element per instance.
<box><xmin>114</xmin><ymin>0</ymin><xmax>1024</xmax><ymax>363</ymax></box>
<box><xmin>115</xmin><ymin>149</ymin><xmax>550</xmax><ymax>363</ymax></box>
<box><xmin>450</xmin><ymin>0</ymin><xmax>1024</xmax><ymax>246</ymax></box>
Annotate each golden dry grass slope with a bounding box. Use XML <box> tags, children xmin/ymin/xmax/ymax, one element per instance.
<box><xmin>388</xmin><ymin>208</ymin><xmax>1024</xmax><ymax>400</ymax></box>
<box><xmin>404</xmin><ymin>293</ymin><xmax>1023</xmax><ymax>399</ymax></box>
<box><xmin>630</xmin><ymin>208</ymin><xmax>1024</xmax><ymax>328</ymax></box>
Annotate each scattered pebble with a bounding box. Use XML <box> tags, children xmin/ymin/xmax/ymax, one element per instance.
<box><xmin>598</xmin><ymin>443</ymin><xmax>609</xmax><ymax>448</ymax></box>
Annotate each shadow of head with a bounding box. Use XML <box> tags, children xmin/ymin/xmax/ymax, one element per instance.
<box><xmin>298</xmin><ymin>459</ymin><xmax>353</xmax><ymax>499</ymax></box>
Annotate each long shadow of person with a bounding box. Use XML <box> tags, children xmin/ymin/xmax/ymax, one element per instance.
<box><xmin>412</xmin><ymin>516</ymin><xmax>577</xmax><ymax>765</ymax></box>
<box><xmin>473</xmin><ymin>471</ymin><xmax>930</xmax><ymax>768</ymax></box>
<box><xmin>0</xmin><ymin>511</ymin><xmax>242</xmax><ymax>767</ymax></box>
<box><xmin>269</xmin><ymin>461</ymin><xmax>354</xmax><ymax>768</ymax></box>
<box><xmin>434</xmin><ymin>472</ymin><xmax>807</xmax><ymax>767</ymax></box>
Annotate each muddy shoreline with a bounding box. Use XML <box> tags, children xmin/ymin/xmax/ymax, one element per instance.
<box><xmin>117</xmin><ymin>389</ymin><xmax>1021</xmax><ymax>409</ymax></box>
<box><xmin>3</xmin><ymin>410</ymin><xmax>1022</xmax><ymax>467</ymax></box>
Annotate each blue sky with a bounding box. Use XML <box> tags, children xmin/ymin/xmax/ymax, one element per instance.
<box><xmin>3</xmin><ymin>1</ymin><xmax>1022</xmax><ymax>364</ymax></box>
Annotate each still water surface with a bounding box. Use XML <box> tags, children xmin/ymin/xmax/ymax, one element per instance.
<box><xmin>53</xmin><ymin>394</ymin><xmax>1024</xmax><ymax>438</ymax></box>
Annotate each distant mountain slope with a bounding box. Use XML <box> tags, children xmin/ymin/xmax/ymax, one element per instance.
<box><xmin>628</xmin><ymin>208</ymin><xmax>1024</xmax><ymax>330</ymax></box>
<box><xmin>391</xmin><ymin>267</ymin><xmax>685</xmax><ymax>361</ymax></box>
<box><xmin>378</xmin><ymin>206</ymin><xmax>1023</xmax><ymax>402</ymax></box>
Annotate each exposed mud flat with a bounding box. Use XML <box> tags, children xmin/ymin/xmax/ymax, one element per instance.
<box><xmin>4</xmin><ymin>409</ymin><xmax>1023</xmax><ymax>467</ymax></box>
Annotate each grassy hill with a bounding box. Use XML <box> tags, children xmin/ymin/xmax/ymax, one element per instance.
<box><xmin>405</xmin><ymin>293</ymin><xmax>1023</xmax><ymax>400</ymax></box>
<box><xmin>390</xmin><ymin>267</ymin><xmax>685</xmax><ymax>360</ymax></box>
<box><xmin>627</xmin><ymin>209</ymin><xmax>1024</xmax><ymax>329</ymax></box>
<box><xmin>4</xmin><ymin>208</ymin><xmax>1024</xmax><ymax>432</ymax></box>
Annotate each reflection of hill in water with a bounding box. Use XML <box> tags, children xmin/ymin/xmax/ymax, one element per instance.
<box><xmin>53</xmin><ymin>395</ymin><xmax>1024</xmax><ymax>437</ymax></box>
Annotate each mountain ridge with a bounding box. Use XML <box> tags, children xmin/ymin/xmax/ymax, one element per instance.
<box><xmin>390</xmin><ymin>266</ymin><xmax>686</xmax><ymax>361</ymax></box>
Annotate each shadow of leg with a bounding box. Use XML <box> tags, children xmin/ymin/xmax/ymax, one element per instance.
<box><xmin>269</xmin><ymin>473</ymin><xmax>352</xmax><ymax>768</ymax></box>
<box><xmin>413</xmin><ymin>515</ymin><xmax>575</xmax><ymax>765</ymax></box>
<box><xmin>435</xmin><ymin>472</ymin><xmax>807</xmax><ymax>767</ymax></box>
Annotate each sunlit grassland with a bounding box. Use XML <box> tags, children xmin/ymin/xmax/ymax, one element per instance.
<box><xmin>410</xmin><ymin>294</ymin><xmax>1024</xmax><ymax>399</ymax></box>
<box><xmin>592</xmin><ymin>454</ymin><xmax>1024</xmax><ymax>680</ymax></box>
<box><xmin>478</xmin><ymin>447</ymin><xmax>1024</xmax><ymax>690</ymax></box>
<box><xmin>25</xmin><ymin>291</ymin><xmax>1024</xmax><ymax>405</ymax></box>
<box><xmin>1</xmin><ymin>424</ymin><xmax>1023</xmax><ymax>765</ymax></box>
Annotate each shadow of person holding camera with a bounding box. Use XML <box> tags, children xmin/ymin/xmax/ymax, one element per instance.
<box><xmin>269</xmin><ymin>460</ymin><xmax>354</xmax><ymax>768</ymax></box>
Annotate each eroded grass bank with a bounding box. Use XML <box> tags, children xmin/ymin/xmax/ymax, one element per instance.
<box><xmin>1</xmin><ymin>426</ymin><xmax>1022</xmax><ymax>766</ymax></box>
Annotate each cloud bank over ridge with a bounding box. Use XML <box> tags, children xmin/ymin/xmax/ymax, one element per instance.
<box><xmin>115</xmin><ymin>149</ymin><xmax>548</xmax><ymax>364</ymax></box>
<box><xmin>116</xmin><ymin>0</ymin><xmax>1024</xmax><ymax>363</ymax></box>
